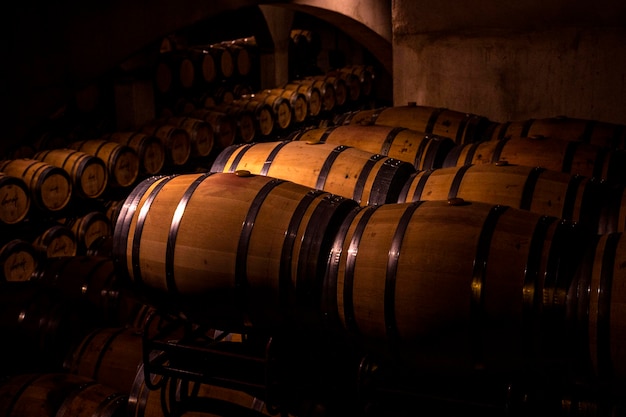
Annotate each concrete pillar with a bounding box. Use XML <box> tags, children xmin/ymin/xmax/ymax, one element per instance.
<box><xmin>258</xmin><ymin>5</ymin><xmax>295</xmax><ymax>89</ymax></box>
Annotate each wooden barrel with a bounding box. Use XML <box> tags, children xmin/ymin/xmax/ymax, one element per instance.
<box><xmin>323</xmin><ymin>199</ymin><xmax>587</xmax><ymax>375</ymax></box>
<box><xmin>186</xmin><ymin>47</ymin><xmax>218</xmax><ymax>86</ymax></box>
<box><xmin>570</xmin><ymin>232</ymin><xmax>626</xmax><ymax>394</ymax></box>
<box><xmin>113</xmin><ymin>171</ymin><xmax>358</xmax><ymax>328</ymax></box>
<box><xmin>31</xmin><ymin>224</ymin><xmax>77</xmax><ymax>258</ymax></box>
<box><xmin>397</xmin><ymin>163</ymin><xmax>619</xmax><ymax>235</ymax></box>
<box><xmin>310</xmin><ymin>74</ymin><xmax>348</xmax><ymax>108</ymax></box>
<box><xmin>164</xmin><ymin>116</ymin><xmax>215</xmax><ymax>158</ymax></box>
<box><xmin>488</xmin><ymin>116</ymin><xmax>626</xmax><ymax>150</ymax></box>
<box><xmin>0</xmin><ymin>158</ymin><xmax>72</xmax><ymax>213</ymax></box>
<box><xmin>295</xmin><ymin>78</ymin><xmax>335</xmax><ymax>113</ymax></box>
<box><xmin>33</xmin><ymin>149</ymin><xmax>108</xmax><ymax>199</ymax></box>
<box><xmin>154</xmin><ymin>51</ymin><xmax>195</xmax><ymax>94</ymax></box>
<box><xmin>289</xmin><ymin>125</ymin><xmax>455</xmax><ymax>171</ymax></box>
<box><xmin>0</xmin><ymin>239</ymin><xmax>38</xmax><ymax>282</ymax></box>
<box><xmin>0</xmin><ymin>172</ymin><xmax>30</xmax><ymax>225</ymax></box>
<box><xmin>340</xmin><ymin>104</ymin><xmax>493</xmax><ymax>145</ymax></box>
<box><xmin>105</xmin><ymin>131</ymin><xmax>166</xmax><ymax>176</ymax></box>
<box><xmin>225</xmin><ymin>40</ymin><xmax>254</xmax><ymax>78</ymax></box>
<box><xmin>188</xmin><ymin>109</ymin><xmax>238</xmax><ymax>149</ymax></box>
<box><xmin>211</xmin><ymin>141</ymin><xmax>416</xmax><ymax>206</ymax></box>
<box><xmin>442</xmin><ymin>136</ymin><xmax>626</xmax><ymax>185</ymax></box>
<box><xmin>141</xmin><ymin>122</ymin><xmax>192</xmax><ymax>168</ymax></box>
<box><xmin>283</xmin><ymin>82</ymin><xmax>323</xmax><ymax>118</ymax></box>
<box><xmin>238</xmin><ymin>98</ymin><xmax>276</xmax><ymax>137</ymax></box>
<box><xmin>265</xmin><ymin>88</ymin><xmax>309</xmax><ymax>124</ymax></box>
<box><xmin>59</xmin><ymin>210</ymin><xmax>112</xmax><ymax>255</ymax></box>
<box><xmin>208</xmin><ymin>44</ymin><xmax>235</xmax><ymax>79</ymax></box>
<box><xmin>69</xmin><ymin>139</ymin><xmax>140</xmax><ymax>188</ymax></box>
<box><xmin>246</xmin><ymin>92</ymin><xmax>293</xmax><ymax>131</ymax></box>
<box><xmin>34</xmin><ymin>255</ymin><xmax>139</xmax><ymax>326</ymax></box>
<box><xmin>0</xmin><ymin>373</ymin><xmax>127</xmax><ymax>417</ymax></box>
<box><xmin>0</xmin><ymin>283</ymin><xmax>106</xmax><ymax>373</ymax></box>
<box><xmin>64</xmin><ymin>326</ymin><xmax>144</xmax><ymax>394</ymax></box>
<box><xmin>339</xmin><ymin>64</ymin><xmax>375</xmax><ymax>98</ymax></box>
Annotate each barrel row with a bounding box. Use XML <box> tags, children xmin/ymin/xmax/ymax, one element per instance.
<box><xmin>338</xmin><ymin>103</ymin><xmax>626</xmax><ymax>150</ymax></box>
<box><xmin>209</xmin><ymin>139</ymin><xmax>626</xmax><ymax>236</ymax></box>
<box><xmin>110</xmin><ymin>171</ymin><xmax>626</xmax><ymax>396</ymax></box>
<box><xmin>0</xmin><ymin>208</ymin><xmax>116</xmax><ymax>282</ymax></box>
<box><xmin>155</xmin><ymin>36</ymin><xmax>258</xmax><ymax>95</ymax></box>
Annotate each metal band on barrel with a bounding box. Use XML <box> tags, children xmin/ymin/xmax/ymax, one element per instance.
<box><xmin>470</xmin><ymin>204</ymin><xmax>508</xmax><ymax>367</ymax></box>
<box><xmin>385</xmin><ymin>202</ymin><xmax>423</xmax><ymax>350</ymax></box>
<box><xmin>166</xmin><ymin>173</ymin><xmax>214</xmax><ymax>294</ymax></box>
<box><xmin>344</xmin><ymin>206</ymin><xmax>380</xmax><ymax>334</ymax></box>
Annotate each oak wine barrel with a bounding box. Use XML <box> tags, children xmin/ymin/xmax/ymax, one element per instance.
<box><xmin>188</xmin><ymin>108</ymin><xmax>238</xmax><ymax>149</ymax></box>
<box><xmin>487</xmin><ymin>116</ymin><xmax>626</xmax><ymax>150</ymax></box>
<box><xmin>141</xmin><ymin>122</ymin><xmax>192</xmax><ymax>168</ymax></box>
<box><xmin>339</xmin><ymin>104</ymin><xmax>493</xmax><ymax>145</ymax></box>
<box><xmin>0</xmin><ymin>373</ymin><xmax>127</xmax><ymax>417</ymax></box>
<box><xmin>33</xmin><ymin>149</ymin><xmax>108</xmax><ymax>199</ymax></box>
<box><xmin>323</xmin><ymin>199</ymin><xmax>587</xmax><ymax>375</ymax></box>
<box><xmin>442</xmin><ymin>136</ymin><xmax>626</xmax><ymax>185</ymax></box>
<box><xmin>69</xmin><ymin>139</ymin><xmax>140</xmax><ymax>188</ymax></box>
<box><xmin>0</xmin><ymin>172</ymin><xmax>30</xmax><ymax>225</ymax></box>
<box><xmin>31</xmin><ymin>224</ymin><xmax>77</xmax><ymax>258</ymax></box>
<box><xmin>289</xmin><ymin>125</ymin><xmax>455</xmax><ymax>171</ymax></box>
<box><xmin>112</xmin><ymin>171</ymin><xmax>358</xmax><ymax>329</ymax></box>
<box><xmin>164</xmin><ymin>116</ymin><xmax>215</xmax><ymax>158</ymax></box>
<box><xmin>397</xmin><ymin>163</ymin><xmax>622</xmax><ymax>235</ymax></box>
<box><xmin>0</xmin><ymin>239</ymin><xmax>38</xmax><ymax>283</ymax></box>
<box><xmin>570</xmin><ymin>232</ymin><xmax>626</xmax><ymax>394</ymax></box>
<box><xmin>211</xmin><ymin>140</ymin><xmax>415</xmax><ymax>206</ymax></box>
<box><xmin>58</xmin><ymin>210</ymin><xmax>112</xmax><ymax>255</ymax></box>
<box><xmin>64</xmin><ymin>326</ymin><xmax>144</xmax><ymax>394</ymax></box>
<box><xmin>105</xmin><ymin>131</ymin><xmax>166</xmax><ymax>176</ymax></box>
<box><xmin>0</xmin><ymin>158</ymin><xmax>72</xmax><ymax>213</ymax></box>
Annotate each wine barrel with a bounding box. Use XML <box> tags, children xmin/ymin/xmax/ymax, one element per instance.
<box><xmin>283</xmin><ymin>82</ymin><xmax>323</xmax><ymax>118</ymax></box>
<box><xmin>0</xmin><ymin>283</ymin><xmax>104</xmax><ymax>373</ymax></box>
<box><xmin>141</xmin><ymin>122</ymin><xmax>192</xmax><ymax>168</ymax></box>
<box><xmin>64</xmin><ymin>326</ymin><xmax>144</xmax><ymax>394</ymax></box>
<box><xmin>323</xmin><ymin>199</ymin><xmax>587</xmax><ymax>375</ymax></box>
<box><xmin>442</xmin><ymin>136</ymin><xmax>626</xmax><ymax>185</ymax></box>
<box><xmin>211</xmin><ymin>140</ymin><xmax>416</xmax><ymax>206</ymax></box>
<box><xmin>34</xmin><ymin>255</ymin><xmax>139</xmax><ymax>326</ymax></box>
<box><xmin>164</xmin><ymin>116</ymin><xmax>215</xmax><ymax>158</ymax></box>
<box><xmin>69</xmin><ymin>139</ymin><xmax>140</xmax><ymax>188</ymax></box>
<box><xmin>0</xmin><ymin>158</ymin><xmax>72</xmax><ymax>213</ymax></box>
<box><xmin>397</xmin><ymin>163</ymin><xmax>619</xmax><ymax>235</ymax></box>
<box><xmin>33</xmin><ymin>149</ymin><xmax>108</xmax><ymax>199</ymax></box>
<box><xmin>154</xmin><ymin>51</ymin><xmax>195</xmax><ymax>95</ymax></box>
<box><xmin>31</xmin><ymin>224</ymin><xmax>77</xmax><ymax>258</ymax></box>
<box><xmin>265</xmin><ymin>88</ymin><xmax>309</xmax><ymax>124</ymax></box>
<box><xmin>59</xmin><ymin>210</ymin><xmax>112</xmax><ymax>255</ymax></box>
<box><xmin>0</xmin><ymin>373</ymin><xmax>127</xmax><ymax>417</ymax></box>
<box><xmin>188</xmin><ymin>109</ymin><xmax>238</xmax><ymax>149</ymax></box>
<box><xmin>186</xmin><ymin>47</ymin><xmax>218</xmax><ymax>86</ymax></box>
<box><xmin>340</xmin><ymin>103</ymin><xmax>493</xmax><ymax>145</ymax></box>
<box><xmin>0</xmin><ymin>239</ymin><xmax>38</xmax><ymax>282</ymax></box>
<box><xmin>289</xmin><ymin>125</ymin><xmax>455</xmax><ymax>171</ymax></box>
<box><xmin>246</xmin><ymin>91</ymin><xmax>293</xmax><ymax>131</ymax></box>
<box><xmin>488</xmin><ymin>116</ymin><xmax>626</xmax><ymax>150</ymax></box>
<box><xmin>570</xmin><ymin>232</ymin><xmax>626</xmax><ymax>394</ymax></box>
<box><xmin>105</xmin><ymin>131</ymin><xmax>166</xmax><ymax>176</ymax></box>
<box><xmin>113</xmin><ymin>171</ymin><xmax>358</xmax><ymax>328</ymax></box>
<box><xmin>294</xmin><ymin>78</ymin><xmax>336</xmax><ymax>113</ymax></box>
<box><xmin>310</xmin><ymin>74</ymin><xmax>348</xmax><ymax>108</ymax></box>
<box><xmin>0</xmin><ymin>172</ymin><xmax>30</xmax><ymax>225</ymax></box>
<box><xmin>339</xmin><ymin>64</ymin><xmax>375</xmax><ymax>98</ymax></box>
<box><xmin>211</xmin><ymin>101</ymin><xmax>264</xmax><ymax>142</ymax></box>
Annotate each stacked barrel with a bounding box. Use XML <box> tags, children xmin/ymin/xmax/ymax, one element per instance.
<box><xmin>2</xmin><ymin>21</ymin><xmax>626</xmax><ymax>416</ymax></box>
